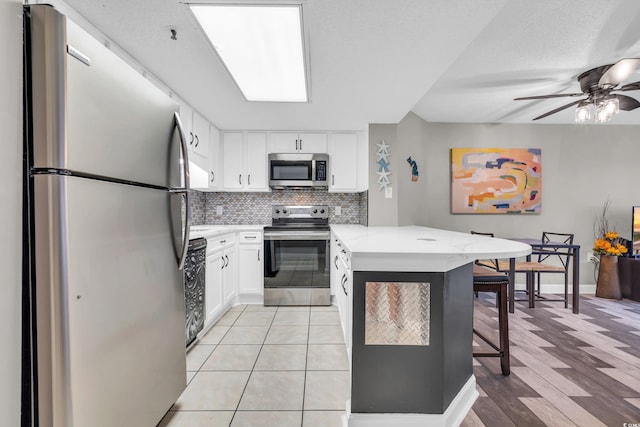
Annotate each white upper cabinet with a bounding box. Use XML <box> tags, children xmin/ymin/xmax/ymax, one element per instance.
<box><xmin>222</xmin><ymin>132</ymin><xmax>268</xmax><ymax>192</ymax></box>
<box><xmin>191</xmin><ymin>111</ymin><xmax>210</xmax><ymax>160</ymax></box>
<box><xmin>328</xmin><ymin>133</ymin><xmax>358</xmax><ymax>192</ymax></box>
<box><xmin>208</xmin><ymin>124</ymin><xmax>220</xmax><ymax>189</ymax></box>
<box><xmin>269</xmin><ymin>132</ymin><xmax>327</xmax><ymax>153</ymax></box>
<box><xmin>245</xmin><ymin>133</ymin><xmax>267</xmax><ymax>190</ymax></box>
<box><xmin>179</xmin><ymin>101</ymin><xmax>220</xmax><ymax>190</ymax></box>
<box><xmin>222</xmin><ymin>132</ymin><xmax>244</xmax><ymax>190</ymax></box>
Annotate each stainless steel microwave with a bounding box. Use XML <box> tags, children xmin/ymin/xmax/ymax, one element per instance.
<box><xmin>268</xmin><ymin>153</ymin><xmax>329</xmax><ymax>189</ymax></box>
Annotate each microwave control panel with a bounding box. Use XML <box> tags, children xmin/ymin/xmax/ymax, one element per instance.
<box><xmin>316</xmin><ymin>161</ymin><xmax>327</xmax><ymax>181</ymax></box>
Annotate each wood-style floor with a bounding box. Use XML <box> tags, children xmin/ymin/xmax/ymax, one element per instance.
<box><xmin>465</xmin><ymin>294</ymin><xmax>640</xmax><ymax>426</ymax></box>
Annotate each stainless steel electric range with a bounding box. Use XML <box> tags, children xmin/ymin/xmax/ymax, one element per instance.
<box><xmin>263</xmin><ymin>205</ymin><xmax>331</xmax><ymax>306</ymax></box>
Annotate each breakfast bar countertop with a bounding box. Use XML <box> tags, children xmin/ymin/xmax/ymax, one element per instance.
<box><xmin>330</xmin><ymin>225</ymin><xmax>531</xmax><ymax>272</ymax></box>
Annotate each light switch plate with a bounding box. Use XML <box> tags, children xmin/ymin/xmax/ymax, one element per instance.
<box><xmin>216</xmin><ymin>205</ymin><xmax>223</xmax><ymax>215</ymax></box>
<box><xmin>335</xmin><ymin>206</ymin><xmax>342</xmax><ymax>216</ymax></box>
<box><xmin>385</xmin><ymin>187</ymin><xmax>393</xmax><ymax>199</ymax></box>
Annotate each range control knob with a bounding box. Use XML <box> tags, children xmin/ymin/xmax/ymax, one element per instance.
<box><xmin>275</xmin><ymin>209</ymin><xmax>280</xmax><ymax>214</ymax></box>
<box><xmin>313</xmin><ymin>209</ymin><xmax>318</xmax><ymax>214</ymax></box>
<box><xmin>320</xmin><ymin>209</ymin><xmax>325</xmax><ymax>214</ymax></box>
<box><xmin>282</xmin><ymin>209</ymin><xmax>288</xmax><ymax>214</ymax></box>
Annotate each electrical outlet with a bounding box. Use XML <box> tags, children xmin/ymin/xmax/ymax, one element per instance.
<box><xmin>335</xmin><ymin>206</ymin><xmax>341</xmax><ymax>216</ymax></box>
<box><xmin>216</xmin><ymin>205</ymin><xmax>223</xmax><ymax>216</ymax></box>
<box><xmin>587</xmin><ymin>251</ymin><xmax>597</xmax><ymax>262</ymax></box>
<box><xmin>385</xmin><ymin>186</ymin><xmax>393</xmax><ymax>199</ymax></box>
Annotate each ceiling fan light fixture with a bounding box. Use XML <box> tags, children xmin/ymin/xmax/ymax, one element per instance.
<box><xmin>594</xmin><ymin>97</ymin><xmax>619</xmax><ymax>123</ymax></box>
<box><xmin>604</xmin><ymin>97</ymin><xmax>619</xmax><ymax>116</ymax></box>
<box><xmin>575</xmin><ymin>104</ymin><xmax>591</xmax><ymax>123</ymax></box>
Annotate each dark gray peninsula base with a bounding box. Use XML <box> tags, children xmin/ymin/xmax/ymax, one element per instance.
<box><xmin>348</xmin><ymin>265</ymin><xmax>476</xmax><ymax>426</ymax></box>
<box><xmin>351</xmin><ymin>265</ymin><xmax>473</xmax><ymax>414</ymax></box>
<box><xmin>329</xmin><ymin>225</ymin><xmax>532</xmax><ymax>427</ymax></box>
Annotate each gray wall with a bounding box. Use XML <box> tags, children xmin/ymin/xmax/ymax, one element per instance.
<box><xmin>368</xmin><ymin>123</ymin><xmax>399</xmax><ymax>225</ymax></box>
<box><xmin>397</xmin><ymin>113</ymin><xmax>429</xmax><ymax>226</ymax></box>
<box><xmin>1</xmin><ymin>1</ymin><xmax>23</xmax><ymax>425</ymax></box>
<box><xmin>370</xmin><ymin>113</ymin><xmax>640</xmax><ymax>285</ymax></box>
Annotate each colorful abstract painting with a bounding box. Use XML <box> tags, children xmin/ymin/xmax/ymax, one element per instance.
<box><xmin>451</xmin><ymin>148</ymin><xmax>541</xmax><ymax>214</ymax></box>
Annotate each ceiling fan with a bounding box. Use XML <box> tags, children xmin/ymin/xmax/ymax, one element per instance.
<box><xmin>514</xmin><ymin>58</ymin><xmax>640</xmax><ymax>122</ymax></box>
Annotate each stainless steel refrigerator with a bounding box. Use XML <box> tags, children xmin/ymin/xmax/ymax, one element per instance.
<box><xmin>23</xmin><ymin>5</ymin><xmax>190</xmax><ymax>426</ymax></box>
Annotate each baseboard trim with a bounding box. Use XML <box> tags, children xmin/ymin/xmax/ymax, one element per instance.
<box><xmin>343</xmin><ymin>375</ymin><xmax>478</xmax><ymax>427</ymax></box>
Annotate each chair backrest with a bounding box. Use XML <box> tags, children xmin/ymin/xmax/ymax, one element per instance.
<box><xmin>539</xmin><ymin>232</ymin><xmax>574</xmax><ymax>269</ymax></box>
<box><xmin>470</xmin><ymin>231</ymin><xmax>500</xmax><ymax>270</ymax></box>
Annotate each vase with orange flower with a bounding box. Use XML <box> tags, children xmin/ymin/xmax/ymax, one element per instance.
<box><xmin>594</xmin><ymin>231</ymin><xmax>627</xmax><ymax>299</ymax></box>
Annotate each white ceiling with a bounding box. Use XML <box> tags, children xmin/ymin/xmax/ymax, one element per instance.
<box><xmin>60</xmin><ymin>0</ymin><xmax>640</xmax><ymax>129</ymax></box>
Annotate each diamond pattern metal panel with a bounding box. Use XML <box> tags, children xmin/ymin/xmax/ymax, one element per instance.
<box><xmin>365</xmin><ymin>282</ymin><xmax>430</xmax><ymax>346</ymax></box>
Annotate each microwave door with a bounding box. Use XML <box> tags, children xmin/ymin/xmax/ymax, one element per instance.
<box><xmin>270</xmin><ymin>160</ymin><xmax>313</xmax><ymax>187</ymax></box>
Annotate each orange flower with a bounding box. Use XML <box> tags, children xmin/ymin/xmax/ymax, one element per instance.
<box><xmin>605</xmin><ymin>231</ymin><xmax>619</xmax><ymax>240</ymax></box>
<box><xmin>593</xmin><ymin>230</ymin><xmax>627</xmax><ymax>257</ymax></box>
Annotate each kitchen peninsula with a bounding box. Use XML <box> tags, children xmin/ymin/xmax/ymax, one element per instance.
<box><xmin>330</xmin><ymin>225</ymin><xmax>531</xmax><ymax>427</ymax></box>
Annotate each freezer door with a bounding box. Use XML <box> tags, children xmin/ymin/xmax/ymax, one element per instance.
<box><xmin>29</xmin><ymin>6</ymin><xmax>183</xmax><ymax>189</ymax></box>
<box><xmin>33</xmin><ymin>175</ymin><xmax>186</xmax><ymax>427</ymax></box>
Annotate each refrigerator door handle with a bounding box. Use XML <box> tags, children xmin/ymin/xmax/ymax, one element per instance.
<box><xmin>174</xmin><ymin>112</ymin><xmax>190</xmax><ymax>270</ymax></box>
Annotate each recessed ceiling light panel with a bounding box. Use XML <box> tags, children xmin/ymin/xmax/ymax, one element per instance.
<box><xmin>190</xmin><ymin>4</ymin><xmax>308</xmax><ymax>102</ymax></box>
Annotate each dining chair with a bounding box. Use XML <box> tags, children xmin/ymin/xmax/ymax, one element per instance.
<box><xmin>528</xmin><ymin>232</ymin><xmax>574</xmax><ymax>308</ymax></box>
<box><xmin>493</xmin><ymin>232</ymin><xmax>574</xmax><ymax>308</ymax></box>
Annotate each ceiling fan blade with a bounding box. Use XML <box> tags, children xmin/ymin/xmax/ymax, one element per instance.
<box><xmin>619</xmin><ymin>81</ymin><xmax>640</xmax><ymax>91</ymax></box>
<box><xmin>598</xmin><ymin>58</ymin><xmax>640</xmax><ymax>87</ymax></box>
<box><xmin>532</xmin><ymin>99</ymin><xmax>585</xmax><ymax>121</ymax></box>
<box><xmin>611</xmin><ymin>94</ymin><xmax>640</xmax><ymax>111</ymax></box>
<box><xmin>514</xmin><ymin>93</ymin><xmax>583</xmax><ymax>101</ymax></box>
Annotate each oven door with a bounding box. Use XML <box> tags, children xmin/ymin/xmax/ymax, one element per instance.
<box><xmin>263</xmin><ymin>230</ymin><xmax>331</xmax><ymax>305</ymax></box>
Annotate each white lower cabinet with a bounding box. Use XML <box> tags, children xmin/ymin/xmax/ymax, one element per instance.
<box><xmin>205</xmin><ymin>249</ymin><xmax>223</xmax><ymax>327</ymax></box>
<box><xmin>332</xmin><ymin>235</ymin><xmax>353</xmax><ymax>360</ymax></box>
<box><xmin>222</xmin><ymin>250</ymin><xmax>236</xmax><ymax>305</ymax></box>
<box><xmin>202</xmin><ymin>229</ymin><xmax>265</xmax><ymax>330</ymax></box>
<box><xmin>203</xmin><ymin>233</ymin><xmax>236</xmax><ymax>329</ymax></box>
<box><xmin>238</xmin><ymin>232</ymin><xmax>264</xmax><ymax>299</ymax></box>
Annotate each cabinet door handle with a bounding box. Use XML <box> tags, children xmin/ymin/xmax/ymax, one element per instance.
<box><xmin>334</xmin><ymin>255</ymin><xmax>339</xmax><ymax>269</ymax></box>
<box><xmin>239</xmin><ymin>174</ymin><xmax>242</xmax><ymax>185</ymax></box>
<box><xmin>248</xmin><ymin>174</ymin><xmax>251</xmax><ymax>186</ymax></box>
<box><xmin>258</xmin><ymin>250</ymin><xmax>260</xmax><ymax>261</ymax></box>
<box><xmin>195</xmin><ymin>134</ymin><xmax>199</xmax><ymax>148</ymax></box>
<box><xmin>220</xmin><ymin>257</ymin><xmax>225</xmax><ymax>269</ymax></box>
<box><xmin>299</xmin><ymin>139</ymin><xmax>302</xmax><ymax>151</ymax></box>
<box><xmin>225</xmin><ymin>255</ymin><xmax>229</xmax><ymax>267</ymax></box>
<box><xmin>332</xmin><ymin>175</ymin><xmax>335</xmax><ymax>186</ymax></box>
<box><xmin>245</xmin><ymin>235</ymin><xmax>257</xmax><ymax>240</ymax></box>
<box><xmin>295</xmin><ymin>139</ymin><xmax>298</xmax><ymax>150</ymax></box>
<box><xmin>189</xmin><ymin>131</ymin><xmax>194</xmax><ymax>145</ymax></box>
<box><xmin>210</xmin><ymin>171</ymin><xmax>215</xmax><ymax>183</ymax></box>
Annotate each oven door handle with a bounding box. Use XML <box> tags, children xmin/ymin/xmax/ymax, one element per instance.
<box><xmin>264</xmin><ymin>231</ymin><xmax>330</xmax><ymax>241</ymax></box>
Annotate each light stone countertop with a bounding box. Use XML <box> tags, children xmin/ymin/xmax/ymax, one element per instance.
<box><xmin>330</xmin><ymin>225</ymin><xmax>531</xmax><ymax>272</ymax></box>
<box><xmin>188</xmin><ymin>224</ymin><xmax>264</xmax><ymax>240</ymax></box>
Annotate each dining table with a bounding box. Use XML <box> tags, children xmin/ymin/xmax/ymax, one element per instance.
<box><xmin>506</xmin><ymin>238</ymin><xmax>581</xmax><ymax>314</ymax></box>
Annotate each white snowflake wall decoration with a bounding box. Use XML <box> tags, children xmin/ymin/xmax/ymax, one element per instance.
<box><xmin>376</xmin><ymin>139</ymin><xmax>391</xmax><ymax>190</ymax></box>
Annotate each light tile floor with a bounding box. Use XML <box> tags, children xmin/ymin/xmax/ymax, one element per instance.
<box><xmin>158</xmin><ymin>304</ymin><xmax>349</xmax><ymax>427</ymax></box>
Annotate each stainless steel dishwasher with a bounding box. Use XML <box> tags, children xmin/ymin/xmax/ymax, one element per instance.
<box><xmin>184</xmin><ymin>238</ymin><xmax>206</xmax><ymax>346</ymax></box>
